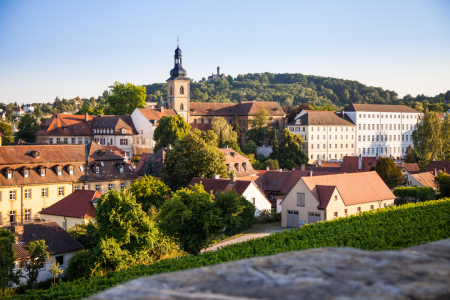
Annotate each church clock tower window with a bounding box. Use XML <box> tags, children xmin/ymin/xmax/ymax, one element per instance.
<box><xmin>180</xmin><ymin>86</ymin><xmax>184</xmax><ymax>95</ymax></box>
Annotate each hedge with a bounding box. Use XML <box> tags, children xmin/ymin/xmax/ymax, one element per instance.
<box><xmin>9</xmin><ymin>199</ymin><xmax>450</xmax><ymax>300</ymax></box>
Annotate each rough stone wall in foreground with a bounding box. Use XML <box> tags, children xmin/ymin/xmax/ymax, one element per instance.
<box><xmin>89</xmin><ymin>239</ymin><xmax>450</xmax><ymax>300</ymax></box>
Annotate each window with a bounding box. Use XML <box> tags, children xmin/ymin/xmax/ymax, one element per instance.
<box><xmin>384</xmin><ymin>203</ymin><xmax>387</xmax><ymax>207</ymax></box>
<box><xmin>9</xmin><ymin>211</ymin><xmax>16</xmax><ymax>223</ymax></box>
<box><xmin>109</xmin><ymin>183</ymin><xmax>113</xmax><ymax>190</ymax></box>
<box><xmin>56</xmin><ymin>138</ymin><xmax>60</xmax><ymax>144</ymax></box>
<box><xmin>57</xmin><ymin>167</ymin><xmax>63</xmax><ymax>176</ymax></box>
<box><xmin>121</xmin><ymin>183</ymin><xmax>126</xmax><ymax>190</ymax></box>
<box><xmin>251</xmin><ymin>198</ymin><xmax>255</xmax><ymax>206</ymax></box>
<box><xmin>69</xmin><ymin>166</ymin><xmax>74</xmax><ymax>175</ymax></box>
<box><xmin>58</xmin><ymin>187</ymin><xmax>64</xmax><ymax>196</ymax></box>
<box><xmin>72</xmin><ymin>138</ymin><xmax>75</xmax><ymax>144</ymax></box>
<box><xmin>80</xmin><ymin>165</ymin><xmax>84</xmax><ymax>172</ymax></box>
<box><xmin>74</xmin><ymin>185</ymin><xmax>80</xmax><ymax>190</ymax></box>
<box><xmin>85</xmin><ymin>138</ymin><xmax>89</xmax><ymax>144</ymax></box>
<box><xmin>40</xmin><ymin>169</ymin><xmax>46</xmax><ymax>177</ymax></box>
<box><xmin>170</xmin><ymin>86</ymin><xmax>172</xmax><ymax>95</ymax></box>
<box><xmin>7</xmin><ymin>170</ymin><xmax>12</xmax><ymax>179</ymax></box>
<box><xmin>119</xmin><ymin>165</ymin><xmax>124</xmax><ymax>173</ymax></box>
<box><xmin>180</xmin><ymin>103</ymin><xmax>184</xmax><ymax>110</ymax></box>
<box><xmin>334</xmin><ymin>212</ymin><xmax>338</xmax><ymax>218</ymax></box>
<box><xmin>10</xmin><ymin>190</ymin><xmax>16</xmax><ymax>200</ymax></box>
<box><xmin>344</xmin><ymin>209</ymin><xmax>348</xmax><ymax>215</ymax></box>
<box><xmin>357</xmin><ymin>207</ymin><xmax>361</xmax><ymax>212</ymax></box>
<box><xmin>95</xmin><ymin>166</ymin><xmax>100</xmax><ymax>174</ymax></box>
<box><xmin>270</xmin><ymin>195</ymin><xmax>274</xmax><ymax>202</ymax></box>
<box><xmin>55</xmin><ymin>255</ymin><xmax>64</xmax><ymax>266</ymax></box>
<box><xmin>95</xmin><ymin>184</ymin><xmax>101</xmax><ymax>192</ymax></box>
<box><xmin>25</xmin><ymin>189</ymin><xmax>31</xmax><ymax>199</ymax></box>
<box><xmin>25</xmin><ymin>209</ymin><xmax>31</xmax><ymax>221</ymax></box>
<box><xmin>49</xmin><ymin>138</ymin><xmax>53</xmax><ymax>144</ymax></box>
<box><xmin>78</xmin><ymin>138</ymin><xmax>82</xmax><ymax>144</ymax></box>
<box><xmin>141</xmin><ymin>138</ymin><xmax>145</xmax><ymax>145</ymax></box>
<box><xmin>180</xmin><ymin>86</ymin><xmax>184</xmax><ymax>95</ymax></box>
<box><xmin>370</xmin><ymin>205</ymin><xmax>374</xmax><ymax>210</ymax></box>
<box><xmin>297</xmin><ymin>193</ymin><xmax>305</xmax><ymax>207</ymax></box>
<box><xmin>358</xmin><ymin>124</ymin><xmax>361</xmax><ymax>130</ymax></box>
<box><xmin>42</xmin><ymin>188</ymin><xmax>48</xmax><ymax>197</ymax></box>
<box><xmin>334</xmin><ymin>195</ymin><xmax>338</xmax><ymax>201</ymax></box>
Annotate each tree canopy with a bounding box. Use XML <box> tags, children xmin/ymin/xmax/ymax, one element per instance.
<box><xmin>0</xmin><ymin>228</ymin><xmax>22</xmax><ymax>288</ymax></box>
<box><xmin>161</xmin><ymin>129</ymin><xmax>229</xmax><ymax>190</ymax></box>
<box><xmin>274</xmin><ymin>128</ymin><xmax>308</xmax><ymax>168</ymax></box>
<box><xmin>129</xmin><ymin>175</ymin><xmax>170</xmax><ymax>211</ymax></box>
<box><xmin>16</xmin><ymin>113</ymin><xmax>40</xmax><ymax>142</ymax></box>
<box><xmin>105</xmin><ymin>82</ymin><xmax>147</xmax><ymax>115</ymax></box>
<box><xmin>374</xmin><ymin>157</ymin><xmax>407</xmax><ymax>189</ymax></box>
<box><xmin>0</xmin><ymin>122</ymin><xmax>14</xmax><ymax>145</ymax></box>
<box><xmin>153</xmin><ymin>115</ymin><xmax>191</xmax><ymax>152</ymax></box>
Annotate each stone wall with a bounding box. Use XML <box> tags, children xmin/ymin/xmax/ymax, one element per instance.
<box><xmin>89</xmin><ymin>239</ymin><xmax>450</xmax><ymax>300</ymax></box>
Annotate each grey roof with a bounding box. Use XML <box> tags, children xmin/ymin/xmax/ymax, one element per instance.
<box><xmin>288</xmin><ymin>112</ymin><xmax>355</xmax><ymax>126</ymax></box>
<box><xmin>342</xmin><ymin>104</ymin><xmax>420</xmax><ymax>113</ymax></box>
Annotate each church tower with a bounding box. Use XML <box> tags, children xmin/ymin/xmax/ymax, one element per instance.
<box><xmin>166</xmin><ymin>40</ymin><xmax>190</xmax><ymax>123</ymax></box>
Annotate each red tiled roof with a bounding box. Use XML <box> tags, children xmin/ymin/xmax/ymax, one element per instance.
<box><xmin>339</xmin><ymin>156</ymin><xmax>378</xmax><ymax>173</ymax></box>
<box><xmin>40</xmin><ymin>190</ymin><xmax>101</xmax><ymax>219</ymax></box>
<box><xmin>190</xmin><ymin>123</ymin><xmax>212</xmax><ymax>131</ymax></box>
<box><xmin>425</xmin><ymin>161</ymin><xmax>450</xmax><ymax>175</ymax></box>
<box><xmin>36</xmin><ymin>114</ymin><xmax>94</xmax><ymax>136</ymax></box>
<box><xmin>237</xmin><ymin>101</ymin><xmax>285</xmax><ymax>116</ymax></box>
<box><xmin>298</xmin><ymin>172</ymin><xmax>395</xmax><ymax>207</ymax></box>
<box><xmin>6</xmin><ymin>221</ymin><xmax>84</xmax><ymax>259</ymax></box>
<box><xmin>135</xmin><ymin>153</ymin><xmax>151</xmax><ymax>176</ymax></box>
<box><xmin>138</xmin><ymin>108</ymin><xmax>177</xmax><ymax>126</ymax></box>
<box><xmin>187</xmin><ymin>178</ymin><xmax>252</xmax><ymax>198</ymax></box>
<box><xmin>104</xmin><ymin>146</ymin><xmax>126</xmax><ymax>157</ymax></box>
<box><xmin>316</xmin><ymin>162</ymin><xmax>341</xmax><ymax>168</ymax></box>
<box><xmin>316</xmin><ymin>185</ymin><xmax>337</xmax><ymax>209</ymax></box>
<box><xmin>189</xmin><ymin>101</ymin><xmax>285</xmax><ymax>117</ymax></box>
<box><xmin>411</xmin><ymin>172</ymin><xmax>437</xmax><ymax>189</ymax></box>
<box><xmin>220</xmin><ymin>148</ymin><xmax>258</xmax><ymax>177</ymax></box>
<box><xmin>396</xmin><ymin>162</ymin><xmax>420</xmax><ymax>174</ymax></box>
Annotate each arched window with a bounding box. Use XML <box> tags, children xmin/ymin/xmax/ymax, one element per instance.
<box><xmin>180</xmin><ymin>103</ymin><xmax>184</xmax><ymax>110</ymax></box>
<box><xmin>170</xmin><ymin>86</ymin><xmax>172</xmax><ymax>95</ymax></box>
<box><xmin>194</xmin><ymin>119</ymin><xmax>197</xmax><ymax>124</ymax></box>
<box><xmin>201</xmin><ymin>118</ymin><xmax>204</xmax><ymax>124</ymax></box>
<box><xmin>180</xmin><ymin>86</ymin><xmax>184</xmax><ymax>95</ymax></box>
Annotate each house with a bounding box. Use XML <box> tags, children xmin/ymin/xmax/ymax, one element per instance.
<box><xmin>13</xmin><ymin>107</ymin><xmax>25</xmax><ymax>116</ymax></box>
<box><xmin>406</xmin><ymin>172</ymin><xmax>437</xmax><ymax>190</ymax></box>
<box><xmin>187</xmin><ymin>176</ymin><xmax>271</xmax><ymax>216</ymax></box>
<box><xmin>7</xmin><ymin>221</ymin><xmax>84</xmax><ymax>285</ymax></box>
<box><xmin>339</xmin><ymin>155</ymin><xmax>378</xmax><ymax>173</ymax></box>
<box><xmin>288</xmin><ymin>110</ymin><xmax>356</xmax><ymax>163</ymax></box>
<box><xmin>220</xmin><ymin>146</ymin><xmax>258</xmax><ymax>177</ymax></box>
<box><xmin>35</xmin><ymin>113</ymin><xmax>138</xmax><ymax>158</ymax></box>
<box><xmin>0</xmin><ymin>111</ymin><xmax>6</xmax><ymax>121</ymax></box>
<box><xmin>342</xmin><ymin>104</ymin><xmax>421</xmax><ymax>158</ymax></box>
<box><xmin>39</xmin><ymin>190</ymin><xmax>102</xmax><ymax>229</ymax></box>
<box><xmin>280</xmin><ymin>172</ymin><xmax>395</xmax><ymax>227</ymax></box>
<box><xmin>0</xmin><ymin>142</ymin><xmax>137</xmax><ymax>227</ymax></box>
<box><xmin>425</xmin><ymin>161</ymin><xmax>450</xmax><ymax>175</ymax></box>
<box><xmin>22</xmin><ymin>104</ymin><xmax>35</xmax><ymax>114</ymax></box>
<box><xmin>130</xmin><ymin>107</ymin><xmax>177</xmax><ymax>156</ymax></box>
<box><xmin>396</xmin><ymin>162</ymin><xmax>420</xmax><ymax>175</ymax></box>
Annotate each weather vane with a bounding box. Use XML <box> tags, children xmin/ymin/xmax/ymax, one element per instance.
<box><xmin>177</xmin><ymin>36</ymin><xmax>179</xmax><ymax>47</ymax></box>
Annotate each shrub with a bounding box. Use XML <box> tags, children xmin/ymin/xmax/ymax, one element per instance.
<box><xmin>9</xmin><ymin>199</ymin><xmax>450</xmax><ymax>300</ymax></box>
<box><xmin>256</xmin><ymin>209</ymin><xmax>281</xmax><ymax>223</ymax></box>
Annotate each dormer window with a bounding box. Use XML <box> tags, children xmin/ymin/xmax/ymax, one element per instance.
<box><xmin>119</xmin><ymin>165</ymin><xmax>124</xmax><ymax>173</ymax></box>
<box><xmin>121</xmin><ymin>128</ymin><xmax>126</xmax><ymax>134</ymax></box>
<box><xmin>7</xmin><ymin>170</ymin><xmax>13</xmax><ymax>179</ymax></box>
<box><xmin>80</xmin><ymin>166</ymin><xmax>84</xmax><ymax>172</ymax></box>
<box><xmin>243</xmin><ymin>163</ymin><xmax>247</xmax><ymax>171</ymax></box>
<box><xmin>24</xmin><ymin>169</ymin><xmax>29</xmax><ymax>178</ymax></box>
<box><xmin>57</xmin><ymin>167</ymin><xmax>63</xmax><ymax>176</ymax></box>
<box><xmin>69</xmin><ymin>166</ymin><xmax>74</xmax><ymax>175</ymax></box>
<box><xmin>95</xmin><ymin>166</ymin><xmax>100</xmax><ymax>174</ymax></box>
<box><xmin>40</xmin><ymin>168</ymin><xmax>46</xmax><ymax>177</ymax></box>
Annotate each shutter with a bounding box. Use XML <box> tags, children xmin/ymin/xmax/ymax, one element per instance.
<box><xmin>300</xmin><ymin>194</ymin><xmax>305</xmax><ymax>207</ymax></box>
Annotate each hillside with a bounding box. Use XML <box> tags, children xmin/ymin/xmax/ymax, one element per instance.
<box><xmin>144</xmin><ymin>73</ymin><xmax>449</xmax><ymax>112</ymax></box>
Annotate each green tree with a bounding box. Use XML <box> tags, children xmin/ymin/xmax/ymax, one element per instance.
<box><xmin>16</xmin><ymin>113</ymin><xmax>40</xmax><ymax>142</ymax></box>
<box><xmin>247</xmin><ymin>105</ymin><xmax>269</xmax><ymax>145</ymax></box>
<box><xmin>33</xmin><ymin>105</ymin><xmax>43</xmax><ymax>119</ymax></box>
<box><xmin>161</xmin><ymin>130</ymin><xmax>229</xmax><ymax>190</ymax></box>
<box><xmin>25</xmin><ymin>240</ymin><xmax>49</xmax><ymax>290</ymax></box>
<box><xmin>215</xmin><ymin>189</ymin><xmax>255</xmax><ymax>236</ymax></box>
<box><xmin>404</xmin><ymin>145</ymin><xmax>420</xmax><ymax>163</ymax></box>
<box><xmin>374</xmin><ymin>157</ymin><xmax>407</xmax><ymax>189</ymax></box>
<box><xmin>153</xmin><ymin>115</ymin><xmax>191</xmax><ymax>152</ymax></box>
<box><xmin>232</xmin><ymin>115</ymin><xmax>242</xmax><ymax>145</ymax></box>
<box><xmin>265</xmin><ymin>159</ymin><xmax>280</xmax><ymax>170</ymax></box>
<box><xmin>129</xmin><ymin>176</ymin><xmax>170</xmax><ymax>211</ymax></box>
<box><xmin>244</xmin><ymin>140</ymin><xmax>257</xmax><ymax>155</ymax></box>
<box><xmin>144</xmin><ymin>154</ymin><xmax>158</xmax><ymax>177</ymax></box>
<box><xmin>0</xmin><ymin>229</ymin><xmax>22</xmax><ymax>288</ymax></box>
<box><xmin>47</xmin><ymin>257</ymin><xmax>64</xmax><ymax>284</ymax></box>
<box><xmin>105</xmin><ymin>82</ymin><xmax>147</xmax><ymax>115</ymax></box>
<box><xmin>435</xmin><ymin>172</ymin><xmax>450</xmax><ymax>198</ymax></box>
<box><xmin>159</xmin><ymin>183</ymin><xmax>223</xmax><ymax>255</ymax></box>
<box><xmin>276</xmin><ymin>128</ymin><xmax>308</xmax><ymax>167</ymax></box>
<box><xmin>211</xmin><ymin>117</ymin><xmax>238</xmax><ymax>147</ymax></box>
<box><xmin>0</xmin><ymin>122</ymin><xmax>14</xmax><ymax>145</ymax></box>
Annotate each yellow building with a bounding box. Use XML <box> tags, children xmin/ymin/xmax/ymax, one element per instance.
<box><xmin>0</xmin><ymin>143</ymin><xmax>137</xmax><ymax>226</ymax></box>
<box><xmin>280</xmin><ymin>172</ymin><xmax>395</xmax><ymax>227</ymax></box>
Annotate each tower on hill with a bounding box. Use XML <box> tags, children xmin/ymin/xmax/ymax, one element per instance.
<box><xmin>166</xmin><ymin>40</ymin><xmax>190</xmax><ymax>123</ymax></box>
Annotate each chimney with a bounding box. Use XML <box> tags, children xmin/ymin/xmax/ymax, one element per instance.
<box><xmin>278</xmin><ymin>169</ymin><xmax>282</xmax><ymax>172</ymax></box>
<box><xmin>358</xmin><ymin>154</ymin><xmax>362</xmax><ymax>170</ymax></box>
<box><xmin>100</xmin><ymin>114</ymin><xmax>103</xmax><ymax>118</ymax></box>
<box><xmin>85</xmin><ymin>112</ymin><xmax>88</xmax><ymax>122</ymax></box>
<box><xmin>309</xmin><ymin>170</ymin><xmax>313</xmax><ymax>177</ymax></box>
<box><xmin>160</xmin><ymin>107</ymin><xmax>164</xmax><ymax>113</ymax></box>
<box><xmin>444</xmin><ymin>167</ymin><xmax>447</xmax><ymax>174</ymax></box>
<box><xmin>230</xmin><ymin>175</ymin><xmax>237</xmax><ymax>184</ymax></box>
<box><xmin>212</xmin><ymin>174</ymin><xmax>220</xmax><ymax>179</ymax></box>
<box><xmin>301</xmin><ymin>164</ymin><xmax>305</xmax><ymax>171</ymax></box>
<box><xmin>318</xmin><ymin>160</ymin><xmax>321</xmax><ymax>167</ymax></box>
<box><xmin>266</xmin><ymin>166</ymin><xmax>269</xmax><ymax>170</ymax></box>
<box><xmin>435</xmin><ymin>168</ymin><xmax>437</xmax><ymax>176</ymax></box>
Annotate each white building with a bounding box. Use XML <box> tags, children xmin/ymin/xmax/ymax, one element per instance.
<box><xmin>288</xmin><ymin>110</ymin><xmax>357</xmax><ymax>163</ymax></box>
<box><xmin>342</xmin><ymin>104</ymin><xmax>421</xmax><ymax>158</ymax></box>
<box><xmin>130</xmin><ymin>107</ymin><xmax>177</xmax><ymax>155</ymax></box>
<box><xmin>23</xmin><ymin>104</ymin><xmax>35</xmax><ymax>113</ymax></box>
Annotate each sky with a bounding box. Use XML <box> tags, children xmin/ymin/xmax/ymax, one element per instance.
<box><xmin>0</xmin><ymin>0</ymin><xmax>449</xmax><ymax>105</ymax></box>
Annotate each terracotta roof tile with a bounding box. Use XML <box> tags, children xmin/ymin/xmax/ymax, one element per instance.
<box><xmin>220</xmin><ymin>148</ymin><xmax>258</xmax><ymax>177</ymax></box>
<box><xmin>396</xmin><ymin>162</ymin><xmax>420</xmax><ymax>174</ymax></box>
<box><xmin>187</xmin><ymin>178</ymin><xmax>252</xmax><ymax>198</ymax></box>
<box><xmin>138</xmin><ymin>108</ymin><xmax>177</xmax><ymax>125</ymax></box>
<box><xmin>316</xmin><ymin>185</ymin><xmax>337</xmax><ymax>209</ymax></box>
<box><xmin>411</xmin><ymin>172</ymin><xmax>437</xmax><ymax>189</ymax></box>
<box><xmin>40</xmin><ymin>190</ymin><xmax>101</xmax><ymax>218</ymax></box>
<box><xmin>425</xmin><ymin>161</ymin><xmax>450</xmax><ymax>175</ymax></box>
<box><xmin>339</xmin><ymin>156</ymin><xmax>378</xmax><ymax>173</ymax></box>
<box><xmin>5</xmin><ymin>221</ymin><xmax>84</xmax><ymax>259</ymax></box>
<box><xmin>189</xmin><ymin>103</ymin><xmax>237</xmax><ymax>116</ymax></box>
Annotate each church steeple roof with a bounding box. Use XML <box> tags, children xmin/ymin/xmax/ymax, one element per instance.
<box><xmin>169</xmin><ymin>38</ymin><xmax>187</xmax><ymax>80</ymax></box>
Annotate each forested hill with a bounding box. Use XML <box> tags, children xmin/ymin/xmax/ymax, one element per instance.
<box><xmin>144</xmin><ymin>73</ymin><xmax>449</xmax><ymax>112</ymax></box>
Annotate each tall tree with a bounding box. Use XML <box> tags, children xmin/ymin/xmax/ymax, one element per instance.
<box><xmin>105</xmin><ymin>82</ymin><xmax>147</xmax><ymax>115</ymax></box>
<box><xmin>211</xmin><ymin>116</ymin><xmax>236</xmax><ymax>147</ymax></box>
<box><xmin>16</xmin><ymin>113</ymin><xmax>40</xmax><ymax>142</ymax></box>
<box><xmin>159</xmin><ymin>183</ymin><xmax>223</xmax><ymax>255</ymax></box>
<box><xmin>374</xmin><ymin>157</ymin><xmax>407</xmax><ymax>189</ymax></box>
<box><xmin>276</xmin><ymin>128</ymin><xmax>308</xmax><ymax>167</ymax></box>
<box><xmin>0</xmin><ymin>122</ymin><xmax>14</xmax><ymax>145</ymax></box>
<box><xmin>144</xmin><ymin>154</ymin><xmax>158</xmax><ymax>177</ymax></box>
<box><xmin>161</xmin><ymin>129</ymin><xmax>229</xmax><ymax>190</ymax></box>
<box><xmin>25</xmin><ymin>240</ymin><xmax>49</xmax><ymax>290</ymax></box>
<box><xmin>129</xmin><ymin>175</ymin><xmax>170</xmax><ymax>211</ymax></box>
<box><xmin>247</xmin><ymin>105</ymin><xmax>269</xmax><ymax>145</ymax></box>
<box><xmin>153</xmin><ymin>115</ymin><xmax>191</xmax><ymax>152</ymax></box>
<box><xmin>0</xmin><ymin>228</ymin><xmax>22</xmax><ymax>288</ymax></box>
<box><xmin>435</xmin><ymin>172</ymin><xmax>450</xmax><ymax>198</ymax></box>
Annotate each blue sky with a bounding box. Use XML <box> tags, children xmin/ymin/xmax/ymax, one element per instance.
<box><xmin>0</xmin><ymin>0</ymin><xmax>449</xmax><ymax>104</ymax></box>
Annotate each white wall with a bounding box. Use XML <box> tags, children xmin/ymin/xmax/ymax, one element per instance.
<box><xmin>131</xmin><ymin>109</ymin><xmax>154</xmax><ymax>152</ymax></box>
<box><xmin>242</xmin><ymin>183</ymin><xmax>272</xmax><ymax>216</ymax></box>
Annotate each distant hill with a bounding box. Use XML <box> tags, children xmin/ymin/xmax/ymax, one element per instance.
<box><xmin>144</xmin><ymin>73</ymin><xmax>449</xmax><ymax>112</ymax></box>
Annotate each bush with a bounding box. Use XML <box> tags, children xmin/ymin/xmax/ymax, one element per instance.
<box><xmin>9</xmin><ymin>199</ymin><xmax>450</xmax><ymax>300</ymax></box>
<box><xmin>256</xmin><ymin>209</ymin><xmax>281</xmax><ymax>223</ymax></box>
<box><xmin>265</xmin><ymin>159</ymin><xmax>279</xmax><ymax>170</ymax></box>
<box><xmin>393</xmin><ymin>186</ymin><xmax>436</xmax><ymax>202</ymax></box>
